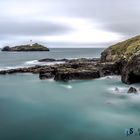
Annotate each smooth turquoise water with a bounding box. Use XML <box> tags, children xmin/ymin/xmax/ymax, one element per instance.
<box><xmin>0</xmin><ymin>48</ymin><xmax>140</xmax><ymax>140</ymax></box>
<box><xmin>0</xmin><ymin>74</ymin><xmax>140</xmax><ymax>140</ymax></box>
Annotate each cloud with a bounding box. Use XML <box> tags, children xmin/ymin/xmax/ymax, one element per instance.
<box><xmin>43</xmin><ymin>17</ymin><xmax>122</xmax><ymax>44</ymax></box>
<box><xmin>0</xmin><ymin>0</ymin><xmax>140</xmax><ymax>47</ymax></box>
<box><xmin>0</xmin><ymin>19</ymin><xmax>72</xmax><ymax>36</ymax></box>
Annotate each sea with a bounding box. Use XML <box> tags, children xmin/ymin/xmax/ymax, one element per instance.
<box><xmin>0</xmin><ymin>48</ymin><xmax>140</xmax><ymax>140</ymax></box>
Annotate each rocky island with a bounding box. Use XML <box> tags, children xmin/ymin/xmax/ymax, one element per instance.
<box><xmin>1</xmin><ymin>43</ymin><xmax>49</xmax><ymax>51</ymax></box>
<box><xmin>0</xmin><ymin>35</ymin><xmax>140</xmax><ymax>85</ymax></box>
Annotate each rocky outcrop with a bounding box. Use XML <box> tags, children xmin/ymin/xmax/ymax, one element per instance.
<box><xmin>99</xmin><ymin>61</ymin><xmax>125</xmax><ymax>77</ymax></box>
<box><xmin>121</xmin><ymin>51</ymin><xmax>140</xmax><ymax>84</ymax></box>
<box><xmin>40</xmin><ymin>58</ymin><xmax>102</xmax><ymax>81</ymax></box>
<box><xmin>39</xmin><ymin>71</ymin><xmax>54</xmax><ymax>79</ymax></box>
<box><xmin>1</xmin><ymin>46</ymin><xmax>10</xmax><ymax>51</ymax></box>
<box><xmin>101</xmin><ymin>35</ymin><xmax>140</xmax><ymax>84</ymax></box>
<box><xmin>0</xmin><ymin>58</ymin><xmax>122</xmax><ymax>82</ymax></box>
<box><xmin>127</xmin><ymin>87</ymin><xmax>138</xmax><ymax>94</ymax></box>
<box><xmin>1</xmin><ymin>43</ymin><xmax>49</xmax><ymax>51</ymax></box>
<box><xmin>54</xmin><ymin>70</ymin><xmax>100</xmax><ymax>82</ymax></box>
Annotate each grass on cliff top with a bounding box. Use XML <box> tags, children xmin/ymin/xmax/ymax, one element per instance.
<box><xmin>106</xmin><ymin>35</ymin><xmax>140</xmax><ymax>59</ymax></box>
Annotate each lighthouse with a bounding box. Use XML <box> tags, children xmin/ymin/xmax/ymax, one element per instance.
<box><xmin>30</xmin><ymin>40</ymin><xmax>33</xmax><ymax>46</ymax></box>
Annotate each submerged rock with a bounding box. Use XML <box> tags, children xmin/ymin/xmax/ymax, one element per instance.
<box><xmin>39</xmin><ymin>58</ymin><xmax>68</xmax><ymax>62</ymax></box>
<box><xmin>39</xmin><ymin>58</ymin><xmax>56</xmax><ymax>62</ymax></box>
<box><xmin>115</xmin><ymin>87</ymin><xmax>119</xmax><ymax>92</ymax></box>
<box><xmin>127</xmin><ymin>87</ymin><xmax>138</xmax><ymax>94</ymax></box>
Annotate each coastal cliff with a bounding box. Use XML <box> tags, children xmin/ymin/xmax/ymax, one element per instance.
<box><xmin>101</xmin><ymin>35</ymin><xmax>140</xmax><ymax>62</ymax></box>
<box><xmin>101</xmin><ymin>35</ymin><xmax>140</xmax><ymax>84</ymax></box>
<box><xmin>1</xmin><ymin>43</ymin><xmax>49</xmax><ymax>51</ymax></box>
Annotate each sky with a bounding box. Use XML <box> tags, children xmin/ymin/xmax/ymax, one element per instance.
<box><xmin>0</xmin><ymin>0</ymin><xmax>140</xmax><ymax>48</ymax></box>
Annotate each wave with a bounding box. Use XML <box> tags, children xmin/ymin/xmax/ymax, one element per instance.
<box><xmin>108</xmin><ymin>86</ymin><xmax>128</xmax><ymax>94</ymax></box>
<box><xmin>0</xmin><ymin>66</ymin><xmax>26</xmax><ymax>71</ymax></box>
<box><xmin>24</xmin><ymin>60</ymin><xmax>65</xmax><ymax>66</ymax></box>
<box><xmin>46</xmin><ymin>79</ymin><xmax>54</xmax><ymax>82</ymax></box>
<box><xmin>24</xmin><ymin>60</ymin><xmax>39</xmax><ymax>65</ymax></box>
<box><xmin>0</xmin><ymin>60</ymin><xmax>65</xmax><ymax>71</ymax></box>
<box><xmin>98</xmin><ymin>76</ymin><xmax>121</xmax><ymax>80</ymax></box>
<box><xmin>108</xmin><ymin>86</ymin><xmax>140</xmax><ymax>96</ymax></box>
<box><xmin>60</xmin><ymin>85</ymin><xmax>73</xmax><ymax>89</ymax></box>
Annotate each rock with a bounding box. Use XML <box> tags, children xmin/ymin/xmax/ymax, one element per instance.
<box><xmin>67</xmin><ymin>58</ymin><xmax>100</xmax><ymax>63</ymax></box>
<box><xmin>39</xmin><ymin>72</ymin><xmax>54</xmax><ymax>79</ymax></box>
<box><xmin>1</xmin><ymin>43</ymin><xmax>49</xmax><ymax>52</ymax></box>
<box><xmin>39</xmin><ymin>59</ymin><xmax>101</xmax><ymax>81</ymax></box>
<box><xmin>39</xmin><ymin>67</ymin><xmax>55</xmax><ymax>79</ymax></box>
<box><xmin>0</xmin><ymin>70</ymin><xmax>7</xmax><ymax>74</ymax></box>
<box><xmin>115</xmin><ymin>87</ymin><xmax>119</xmax><ymax>92</ymax></box>
<box><xmin>39</xmin><ymin>58</ymin><xmax>68</xmax><ymax>62</ymax></box>
<box><xmin>127</xmin><ymin>87</ymin><xmax>138</xmax><ymax>94</ymax></box>
<box><xmin>99</xmin><ymin>62</ymin><xmax>121</xmax><ymax>77</ymax></box>
<box><xmin>38</xmin><ymin>58</ymin><xmax>56</xmax><ymax>62</ymax></box>
<box><xmin>54</xmin><ymin>70</ymin><xmax>100</xmax><ymax>82</ymax></box>
<box><xmin>1</xmin><ymin>46</ymin><xmax>10</xmax><ymax>51</ymax></box>
<box><xmin>121</xmin><ymin>51</ymin><xmax>140</xmax><ymax>84</ymax></box>
<box><xmin>0</xmin><ymin>58</ymin><xmax>120</xmax><ymax>81</ymax></box>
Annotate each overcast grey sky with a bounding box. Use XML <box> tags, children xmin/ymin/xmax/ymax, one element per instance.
<box><xmin>0</xmin><ymin>0</ymin><xmax>140</xmax><ymax>47</ymax></box>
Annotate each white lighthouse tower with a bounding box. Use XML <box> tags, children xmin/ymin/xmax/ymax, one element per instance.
<box><xmin>30</xmin><ymin>40</ymin><xmax>33</xmax><ymax>46</ymax></box>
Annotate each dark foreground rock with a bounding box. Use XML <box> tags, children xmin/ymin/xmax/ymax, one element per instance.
<box><xmin>39</xmin><ymin>72</ymin><xmax>54</xmax><ymax>79</ymax></box>
<box><xmin>121</xmin><ymin>52</ymin><xmax>140</xmax><ymax>84</ymax></box>
<box><xmin>127</xmin><ymin>87</ymin><xmax>138</xmax><ymax>94</ymax></box>
<box><xmin>54</xmin><ymin>69</ymin><xmax>100</xmax><ymax>82</ymax></box>
<box><xmin>0</xmin><ymin>58</ymin><xmax>123</xmax><ymax>82</ymax></box>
